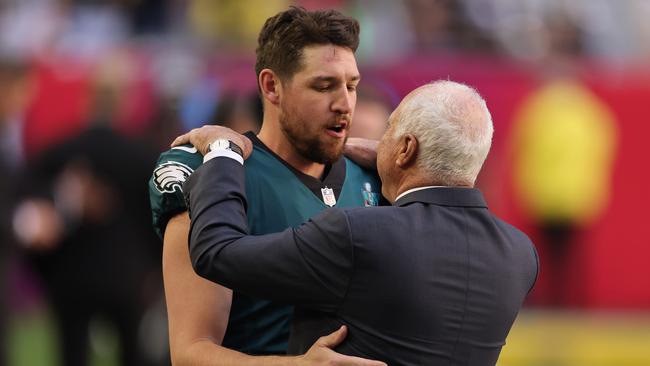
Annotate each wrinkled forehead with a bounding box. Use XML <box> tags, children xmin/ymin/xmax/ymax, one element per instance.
<box><xmin>295</xmin><ymin>44</ymin><xmax>360</xmax><ymax>80</ymax></box>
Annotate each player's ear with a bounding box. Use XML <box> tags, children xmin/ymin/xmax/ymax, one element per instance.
<box><xmin>259</xmin><ymin>69</ymin><xmax>280</xmax><ymax>105</ymax></box>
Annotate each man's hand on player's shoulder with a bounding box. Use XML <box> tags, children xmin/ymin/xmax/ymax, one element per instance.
<box><xmin>172</xmin><ymin>125</ymin><xmax>253</xmax><ymax>159</ymax></box>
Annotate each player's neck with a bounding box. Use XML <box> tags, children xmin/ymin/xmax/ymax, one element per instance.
<box><xmin>257</xmin><ymin>124</ymin><xmax>326</xmax><ymax>179</ymax></box>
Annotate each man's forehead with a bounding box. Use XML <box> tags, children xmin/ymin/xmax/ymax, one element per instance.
<box><xmin>302</xmin><ymin>44</ymin><xmax>353</xmax><ymax>59</ymax></box>
<box><xmin>298</xmin><ymin>45</ymin><xmax>359</xmax><ymax>79</ymax></box>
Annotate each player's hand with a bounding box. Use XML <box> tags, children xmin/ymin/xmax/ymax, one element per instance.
<box><xmin>297</xmin><ymin>326</ymin><xmax>386</xmax><ymax>366</ymax></box>
<box><xmin>171</xmin><ymin>125</ymin><xmax>254</xmax><ymax>159</ymax></box>
<box><xmin>344</xmin><ymin>138</ymin><xmax>378</xmax><ymax>170</ymax></box>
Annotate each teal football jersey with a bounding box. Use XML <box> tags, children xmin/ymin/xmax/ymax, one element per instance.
<box><xmin>148</xmin><ymin>138</ymin><xmax>381</xmax><ymax>354</ymax></box>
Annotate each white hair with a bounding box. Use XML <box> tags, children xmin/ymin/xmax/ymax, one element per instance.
<box><xmin>392</xmin><ymin>80</ymin><xmax>493</xmax><ymax>186</ymax></box>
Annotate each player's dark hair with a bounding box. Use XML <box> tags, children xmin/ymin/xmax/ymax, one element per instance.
<box><xmin>255</xmin><ymin>6</ymin><xmax>360</xmax><ymax>85</ymax></box>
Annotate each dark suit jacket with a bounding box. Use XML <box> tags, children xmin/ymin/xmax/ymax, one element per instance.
<box><xmin>186</xmin><ymin>157</ymin><xmax>538</xmax><ymax>366</ymax></box>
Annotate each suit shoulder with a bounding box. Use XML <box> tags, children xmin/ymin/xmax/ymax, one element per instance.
<box><xmin>491</xmin><ymin>215</ymin><xmax>534</xmax><ymax>246</ymax></box>
<box><xmin>340</xmin><ymin>205</ymin><xmax>397</xmax><ymax>226</ymax></box>
<box><xmin>490</xmin><ymin>214</ymin><xmax>539</xmax><ymax>285</ymax></box>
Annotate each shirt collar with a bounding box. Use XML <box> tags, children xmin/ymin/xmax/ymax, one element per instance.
<box><xmin>394</xmin><ymin>186</ymin><xmax>488</xmax><ymax>208</ymax></box>
<box><xmin>394</xmin><ymin>186</ymin><xmax>443</xmax><ymax>202</ymax></box>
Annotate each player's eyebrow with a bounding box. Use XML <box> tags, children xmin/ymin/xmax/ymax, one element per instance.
<box><xmin>310</xmin><ymin>74</ymin><xmax>361</xmax><ymax>83</ymax></box>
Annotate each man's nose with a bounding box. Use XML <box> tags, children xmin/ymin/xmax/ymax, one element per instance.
<box><xmin>332</xmin><ymin>87</ymin><xmax>354</xmax><ymax>115</ymax></box>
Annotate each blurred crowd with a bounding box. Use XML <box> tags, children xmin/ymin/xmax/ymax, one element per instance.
<box><xmin>5</xmin><ymin>0</ymin><xmax>650</xmax><ymax>60</ymax></box>
<box><xmin>0</xmin><ymin>0</ymin><xmax>647</xmax><ymax>365</ymax></box>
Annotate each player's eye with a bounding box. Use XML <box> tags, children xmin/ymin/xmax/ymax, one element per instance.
<box><xmin>313</xmin><ymin>84</ymin><xmax>331</xmax><ymax>92</ymax></box>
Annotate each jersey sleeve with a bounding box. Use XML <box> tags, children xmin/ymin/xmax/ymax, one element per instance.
<box><xmin>148</xmin><ymin>145</ymin><xmax>203</xmax><ymax>239</ymax></box>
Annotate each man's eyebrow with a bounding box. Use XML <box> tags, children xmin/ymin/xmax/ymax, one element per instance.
<box><xmin>310</xmin><ymin>75</ymin><xmax>361</xmax><ymax>83</ymax></box>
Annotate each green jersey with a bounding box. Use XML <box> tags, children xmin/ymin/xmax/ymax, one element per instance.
<box><xmin>148</xmin><ymin>133</ymin><xmax>381</xmax><ymax>354</ymax></box>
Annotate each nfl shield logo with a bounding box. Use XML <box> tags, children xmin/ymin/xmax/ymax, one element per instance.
<box><xmin>321</xmin><ymin>187</ymin><xmax>336</xmax><ymax>207</ymax></box>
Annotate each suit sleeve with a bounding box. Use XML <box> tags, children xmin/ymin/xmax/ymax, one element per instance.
<box><xmin>185</xmin><ymin>157</ymin><xmax>353</xmax><ymax>313</ymax></box>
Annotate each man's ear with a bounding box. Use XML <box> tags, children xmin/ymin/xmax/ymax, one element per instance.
<box><xmin>396</xmin><ymin>134</ymin><xmax>418</xmax><ymax>169</ymax></box>
<box><xmin>259</xmin><ymin>69</ymin><xmax>281</xmax><ymax>105</ymax></box>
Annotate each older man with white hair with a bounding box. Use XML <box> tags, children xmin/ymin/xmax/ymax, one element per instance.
<box><xmin>182</xmin><ymin>80</ymin><xmax>538</xmax><ymax>366</ymax></box>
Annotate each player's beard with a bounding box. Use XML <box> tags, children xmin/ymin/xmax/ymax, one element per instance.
<box><xmin>279</xmin><ymin>107</ymin><xmax>346</xmax><ymax>165</ymax></box>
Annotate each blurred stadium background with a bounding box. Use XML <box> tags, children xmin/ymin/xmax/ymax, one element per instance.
<box><xmin>1</xmin><ymin>0</ymin><xmax>649</xmax><ymax>365</ymax></box>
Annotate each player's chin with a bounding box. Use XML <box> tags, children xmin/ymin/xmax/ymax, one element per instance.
<box><xmin>321</xmin><ymin>142</ymin><xmax>345</xmax><ymax>163</ymax></box>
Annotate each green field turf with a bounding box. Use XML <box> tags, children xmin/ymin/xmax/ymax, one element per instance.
<box><xmin>8</xmin><ymin>307</ymin><xmax>118</xmax><ymax>366</ymax></box>
<box><xmin>7</xmin><ymin>308</ymin><xmax>650</xmax><ymax>366</ymax></box>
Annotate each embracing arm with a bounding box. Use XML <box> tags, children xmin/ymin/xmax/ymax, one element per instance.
<box><xmin>343</xmin><ymin>137</ymin><xmax>378</xmax><ymax>170</ymax></box>
<box><xmin>186</xmin><ymin>157</ymin><xmax>354</xmax><ymax>312</ymax></box>
<box><xmin>161</xmin><ymin>125</ymin><xmax>384</xmax><ymax>365</ymax></box>
<box><xmin>165</xmin><ymin>213</ymin><xmax>382</xmax><ymax>366</ymax></box>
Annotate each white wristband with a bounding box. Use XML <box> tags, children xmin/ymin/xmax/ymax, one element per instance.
<box><xmin>204</xmin><ymin>149</ymin><xmax>244</xmax><ymax>165</ymax></box>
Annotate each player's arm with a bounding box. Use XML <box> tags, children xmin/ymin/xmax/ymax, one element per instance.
<box><xmin>344</xmin><ymin>137</ymin><xmax>377</xmax><ymax>170</ymax></box>
<box><xmin>151</xmin><ymin>147</ymin><xmax>248</xmax><ymax>365</ymax></box>
<box><xmin>165</xmin><ymin>213</ymin><xmax>383</xmax><ymax>366</ymax></box>
<box><xmin>155</xmin><ymin>148</ymin><xmax>384</xmax><ymax>366</ymax></box>
<box><xmin>163</xmin><ymin>211</ymin><xmax>231</xmax><ymax>364</ymax></box>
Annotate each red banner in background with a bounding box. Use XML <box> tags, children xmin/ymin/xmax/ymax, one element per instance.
<box><xmin>585</xmin><ymin>76</ymin><xmax>650</xmax><ymax>308</ymax></box>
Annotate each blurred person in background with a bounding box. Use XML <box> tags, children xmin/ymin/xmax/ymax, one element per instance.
<box><xmin>150</xmin><ymin>6</ymin><xmax>384</xmax><ymax>365</ymax></box>
<box><xmin>405</xmin><ymin>0</ymin><xmax>496</xmax><ymax>53</ymax></box>
<box><xmin>0</xmin><ymin>58</ymin><xmax>33</xmax><ymax>366</ymax></box>
<box><xmin>345</xmin><ymin>0</ymin><xmax>413</xmax><ymax>64</ymax></box>
<box><xmin>510</xmin><ymin>10</ymin><xmax>618</xmax><ymax>307</ymax></box>
<box><xmin>210</xmin><ymin>91</ymin><xmax>264</xmax><ymax>134</ymax></box>
<box><xmin>143</xmin><ymin>96</ymin><xmax>186</xmax><ymax>154</ymax></box>
<box><xmin>13</xmin><ymin>54</ymin><xmax>162</xmax><ymax>366</ymax></box>
<box><xmin>463</xmin><ymin>0</ymin><xmax>650</xmax><ymax>62</ymax></box>
<box><xmin>344</xmin><ymin>84</ymin><xmax>393</xmax><ymax>178</ymax></box>
<box><xmin>348</xmin><ymin>84</ymin><xmax>392</xmax><ymax>140</ymax></box>
<box><xmin>187</xmin><ymin>0</ymin><xmax>289</xmax><ymax>48</ymax></box>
